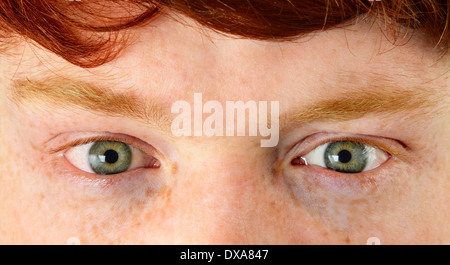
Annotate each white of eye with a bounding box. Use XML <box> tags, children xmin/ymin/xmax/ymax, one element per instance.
<box><xmin>64</xmin><ymin>142</ymin><xmax>151</xmax><ymax>174</ymax></box>
<box><xmin>303</xmin><ymin>142</ymin><xmax>389</xmax><ymax>172</ymax></box>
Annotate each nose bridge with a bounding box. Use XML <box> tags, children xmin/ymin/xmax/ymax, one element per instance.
<box><xmin>169</xmin><ymin>145</ymin><xmax>269</xmax><ymax>243</ymax></box>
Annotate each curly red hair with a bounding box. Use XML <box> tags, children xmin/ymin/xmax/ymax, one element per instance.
<box><xmin>0</xmin><ymin>0</ymin><xmax>448</xmax><ymax>67</ymax></box>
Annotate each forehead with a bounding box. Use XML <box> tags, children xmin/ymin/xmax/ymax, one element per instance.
<box><xmin>1</xmin><ymin>14</ymin><xmax>448</xmax><ymax>102</ymax></box>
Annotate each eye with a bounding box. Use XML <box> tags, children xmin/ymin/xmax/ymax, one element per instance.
<box><xmin>65</xmin><ymin>140</ymin><xmax>160</xmax><ymax>175</ymax></box>
<box><xmin>296</xmin><ymin>140</ymin><xmax>389</xmax><ymax>173</ymax></box>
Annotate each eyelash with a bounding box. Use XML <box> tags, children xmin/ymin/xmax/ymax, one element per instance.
<box><xmin>53</xmin><ymin>135</ymin><xmax>137</xmax><ymax>153</ymax></box>
<box><xmin>276</xmin><ymin>134</ymin><xmax>413</xmax><ymax>202</ymax></box>
<box><xmin>51</xmin><ymin>131</ymin><xmax>405</xmax><ymax>193</ymax></box>
<box><xmin>287</xmin><ymin>134</ymin><xmax>406</xmax><ymax>174</ymax></box>
<box><xmin>54</xmin><ymin>134</ymin><xmax>161</xmax><ymax>178</ymax></box>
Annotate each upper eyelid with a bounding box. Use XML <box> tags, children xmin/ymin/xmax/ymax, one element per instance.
<box><xmin>64</xmin><ymin>140</ymin><xmax>161</xmax><ymax>174</ymax></box>
<box><xmin>286</xmin><ymin>132</ymin><xmax>409</xmax><ymax>162</ymax></box>
<box><xmin>45</xmin><ymin>132</ymin><xmax>163</xmax><ymax>160</ymax></box>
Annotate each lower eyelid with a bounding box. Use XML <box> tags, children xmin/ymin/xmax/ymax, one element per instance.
<box><xmin>284</xmin><ymin>156</ymin><xmax>399</xmax><ymax>198</ymax></box>
<box><xmin>58</xmin><ymin>152</ymin><xmax>161</xmax><ymax>189</ymax></box>
<box><xmin>43</xmin><ymin>132</ymin><xmax>168</xmax><ymax>195</ymax></box>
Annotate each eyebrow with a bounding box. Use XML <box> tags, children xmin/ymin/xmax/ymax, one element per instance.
<box><xmin>289</xmin><ymin>86</ymin><xmax>440</xmax><ymax>123</ymax></box>
<box><xmin>10</xmin><ymin>78</ymin><xmax>172</xmax><ymax>130</ymax></box>
<box><xmin>10</xmin><ymin>77</ymin><xmax>442</xmax><ymax>131</ymax></box>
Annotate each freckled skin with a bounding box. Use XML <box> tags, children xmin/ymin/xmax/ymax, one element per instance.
<box><xmin>0</xmin><ymin>15</ymin><xmax>448</xmax><ymax>244</ymax></box>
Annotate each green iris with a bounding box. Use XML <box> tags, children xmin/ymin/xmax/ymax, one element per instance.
<box><xmin>324</xmin><ymin>141</ymin><xmax>367</xmax><ymax>173</ymax></box>
<box><xmin>88</xmin><ymin>141</ymin><xmax>132</xmax><ymax>175</ymax></box>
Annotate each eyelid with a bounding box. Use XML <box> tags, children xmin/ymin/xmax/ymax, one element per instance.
<box><xmin>41</xmin><ymin>132</ymin><xmax>169</xmax><ymax>194</ymax></box>
<box><xmin>46</xmin><ymin>132</ymin><xmax>163</xmax><ymax>161</ymax></box>
<box><xmin>64</xmin><ymin>141</ymin><xmax>161</xmax><ymax>175</ymax></box>
<box><xmin>286</xmin><ymin>132</ymin><xmax>409</xmax><ymax>163</ymax></box>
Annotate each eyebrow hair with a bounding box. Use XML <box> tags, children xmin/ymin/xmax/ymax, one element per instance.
<box><xmin>289</xmin><ymin>86</ymin><xmax>442</xmax><ymax>123</ymax></box>
<box><xmin>10</xmin><ymin>78</ymin><xmax>172</xmax><ymax>130</ymax></box>
<box><xmin>9</xmin><ymin>77</ymin><xmax>443</xmax><ymax>133</ymax></box>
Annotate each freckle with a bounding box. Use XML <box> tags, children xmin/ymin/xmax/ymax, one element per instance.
<box><xmin>129</xmin><ymin>197</ymin><xmax>144</xmax><ymax>209</ymax></box>
<box><xmin>345</xmin><ymin>237</ymin><xmax>350</xmax><ymax>244</ymax></box>
<box><xmin>160</xmin><ymin>187</ymin><xmax>172</xmax><ymax>203</ymax></box>
<box><xmin>39</xmin><ymin>193</ymin><xmax>45</xmax><ymax>200</ymax></box>
<box><xmin>171</xmin><ymin>163</ymin><xmax>178</xmax><ymax>175</ymax></box>
<box><xmin>145</xmin><ymin>188</ymin><xmax>152</xmax><ymax>197</ymax></box>
<box><xmin>271</xmin><ymin>165</ymin><xmax>278</xmax><ymax>176</ymax></box>
<box><xmin>91</xmin><ymin>225</ymin><xmax>99</xmax><ymax>237</ymax></box>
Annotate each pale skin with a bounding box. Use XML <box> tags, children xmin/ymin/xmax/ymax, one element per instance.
<box><xmin>0</xmin><ymin>13</ymin><xmax>448</xmax><ymax>244</ymax></box>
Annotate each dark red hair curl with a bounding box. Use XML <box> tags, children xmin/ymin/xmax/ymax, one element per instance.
<box><xmin>0</xmin><ymin>0</ymin><xmax>448</xmax><ymax>67</ymax></box>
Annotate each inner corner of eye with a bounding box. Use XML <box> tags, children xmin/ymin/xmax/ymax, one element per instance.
<box><xmin>291</xmin><ymin>156</ymin><xmax>307</xmax><ymax>166</ymax></box>
<box><xmin>150</xmin><ymin>159</ymin><xmax>162</xmax><ymax>168</ymax></box>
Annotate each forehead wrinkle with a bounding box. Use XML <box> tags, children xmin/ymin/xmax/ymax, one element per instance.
<box><xmin>9</xmin><ymin>78</ymin><xmax>172</xmax><ymax>131</ymax></box>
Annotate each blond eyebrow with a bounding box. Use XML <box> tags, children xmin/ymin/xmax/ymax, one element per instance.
<box><xmin>10</xmin><ymin>78</ymin><xmax>172</xmax><ymax>130</ymax></box>
<box><xmin>289</xmin><ymin>87</ymin><xmax>441</xmax><ymax>123</ymax></box>
<box><xmin>9</xmin><ymin>77</ymin><xmax>443</xmax><ymax>133</ymax></box>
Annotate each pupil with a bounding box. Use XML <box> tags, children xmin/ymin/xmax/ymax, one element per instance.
<box><xmin>104</xmin><ymin>149</ymin><xmax>119</xmax><ymax>164</ymax></box>
<box><xmin>338</xmin><ymin>149</ymin><xmax>352</xmax><ymax>163</ymax></box>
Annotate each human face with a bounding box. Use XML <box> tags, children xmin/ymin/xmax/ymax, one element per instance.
<box><xmin>0</xmin><ymin>13</ymin><xmax>448</xmax><ymax>244</ymax></box>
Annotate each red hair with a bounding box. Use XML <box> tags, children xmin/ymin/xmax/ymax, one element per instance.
<box><xmin>0</xmin><ymin>0</ymin><xmax>448</xmax><ymax>67</ymax></box>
